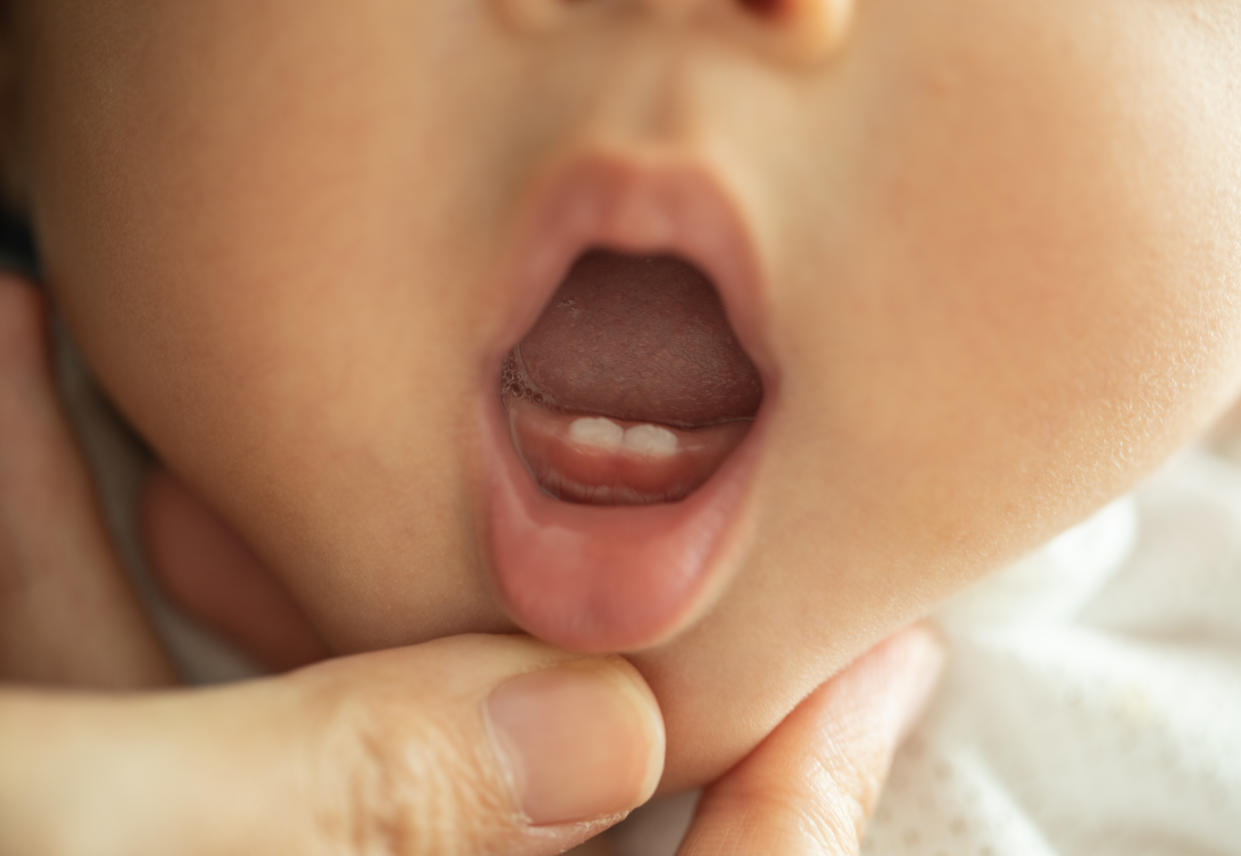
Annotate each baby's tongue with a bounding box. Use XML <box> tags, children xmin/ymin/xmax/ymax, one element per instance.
<box><xmin>506</xmin><ymin>250</ymin><xmax>762</xmax><ymax>427</ymax></box>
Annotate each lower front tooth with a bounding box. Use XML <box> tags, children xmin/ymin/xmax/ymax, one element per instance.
<box><xmin>568</xmin><ymin>416</ymin><xmax>624</xmax><ymax>450</ymax></box>
<box><xmin>623</xmin><ymin>424</ymin><xmax>679</xmax><ymax>457</ymax></box>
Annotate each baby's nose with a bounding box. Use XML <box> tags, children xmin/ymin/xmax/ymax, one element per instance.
<box><xmin>495</xmin><ymin>0</ymin><xmax>854</xmax><ymax>66</ymax></box>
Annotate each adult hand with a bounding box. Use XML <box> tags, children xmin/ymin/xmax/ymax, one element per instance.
<box><xmin>0</xmin><ymin>270</ymin><xmax>944</xmax><ymax>855</ymax></box>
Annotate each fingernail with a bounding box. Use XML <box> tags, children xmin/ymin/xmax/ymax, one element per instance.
<box><xmin>485</xmin><ymin>662</ymin><xmax>663</xmax><ymax>826</ymax></box>
<box><xmin>886</xmin><ymin>624</ymin><xmax>948</xmax><ymax>740</ymax></box>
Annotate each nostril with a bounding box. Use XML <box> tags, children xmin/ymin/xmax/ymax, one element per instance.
<box><xmin>739</xmin><ymin>0</ymin><xmax>854</xmax><ymax>66</ymax></box>
<box><xmin>739</xmin><ymin>0</ymin><xmax>783</xmax><ymax>18</ymax></box>
<box><xmin>554</xmin><ymin>0</ymin><xmax>785</xmax><ymax>17</ymax></box>
<box><xmin>501</xmin><ymin>0</ymin><xmax>853</xmax><ymax>64</ymax></box>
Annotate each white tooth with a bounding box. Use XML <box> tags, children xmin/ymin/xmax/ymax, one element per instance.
<box><xmin>623</xmin><ymin>424</ymin><xmax>679</xmax><ymax>457</ymax></box>
<box><xmin>568</xmin><ymin>417</ymin><xmax>624</xmax><ymax>450</ymax></box>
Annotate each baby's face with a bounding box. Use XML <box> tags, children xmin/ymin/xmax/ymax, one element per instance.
<box><xmin>11</xmin><ymin>1</ymin><xmax>1241</xmax><ymax>787</ymax></box>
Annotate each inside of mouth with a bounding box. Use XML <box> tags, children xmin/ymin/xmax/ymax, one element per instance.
<box><xmin>500</xmin><ymin>249</ymin><xmax>764</xmax><ymax>505</ymax></box>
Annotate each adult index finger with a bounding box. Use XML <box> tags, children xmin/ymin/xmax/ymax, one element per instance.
<box><xmin>675</xmin><ymin>625</ymin><xmax>945</xmax><ymax>856</ymax></box>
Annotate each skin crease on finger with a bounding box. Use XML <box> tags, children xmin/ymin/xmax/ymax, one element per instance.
<box><xmin>7</xmin><ymin>0</ymin><xmax>1241</xmax><ymax>792</ymax></box>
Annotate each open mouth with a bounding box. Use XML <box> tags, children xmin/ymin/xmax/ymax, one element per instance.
<box><xmin>481</xmin><ymin>156</ymin><xmax>772</xmax><ymax>653</ymax></box>
<box><xmin>501</xmin><ymin>249</ymin><xmax>763</xmax><ymax>506</ymax></box>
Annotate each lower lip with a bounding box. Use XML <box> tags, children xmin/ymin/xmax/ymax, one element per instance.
<box><xmin>480</xmin><ymin>390</ymin><xmax>766</xmax><ymax>653</ymax></box>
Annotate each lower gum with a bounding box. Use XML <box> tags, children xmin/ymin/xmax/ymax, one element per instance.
<box><xmin>503</xmin><ymin>394</ymin><xmax>748</xmax><ymax>506</ymax></box>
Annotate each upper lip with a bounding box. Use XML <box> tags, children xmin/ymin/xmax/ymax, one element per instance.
<box><xmin>488</xmin><ymin>149</ymin><xmax>774</xmax><ymax>385</ymax></box>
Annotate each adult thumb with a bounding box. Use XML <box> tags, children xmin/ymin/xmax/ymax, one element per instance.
<box><xmin>2</xmin><ymin>634</ymin><xmax>665</xmax><ymax>856</ymax></box>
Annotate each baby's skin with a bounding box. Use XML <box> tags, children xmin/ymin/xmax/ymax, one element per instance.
<box><xmin>6</xmin><ymin>0</ymin><xmax>1241</xmax><ymax>809</ymax></box>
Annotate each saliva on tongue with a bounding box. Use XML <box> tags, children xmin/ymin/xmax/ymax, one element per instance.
<box><xmin>501</xmin><ymin>250</ymin><xmax>763</xmax><ymax>505</ymax></box>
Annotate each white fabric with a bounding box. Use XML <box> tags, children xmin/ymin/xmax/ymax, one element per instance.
<box><xmin>864</xmin><ymin>447</ymin><xmax>1241</xmax><ymax>855</ymax></box>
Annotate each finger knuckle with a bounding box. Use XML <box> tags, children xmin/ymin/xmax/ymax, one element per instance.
<box><xmin>799</xmin><ymin>799</ymin><xmax>864</xmax><ymax>856</ymax></box>
<box><xmin>802</xmin><ymin>721</ymin><xmax>890</xmax><ymax>852</ymax></box>
<box><xmin>308</xmin><ymin>686</ymin><xmax>511</xmax><ymax>856</ymax></box>
<box><xmin>714</xmin><ymin>722</ymin><xmax>887</xmax><ymax>854</ymax></box>
<box><xmin>710</xmin><ymin>782</ymin><xmax>860</xmax><ymax>855</ymax></box>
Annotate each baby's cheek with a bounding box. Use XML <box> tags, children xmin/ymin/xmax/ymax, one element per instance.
<box><xmin>642</xmin><ymin>0</ymin><xmax>1241</xmax><ymax>790</ymax></box>
<box><xmin>782</xmin><ymin>0</ymin><xmax>1241</xmax><ymax>560</ymax></box>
